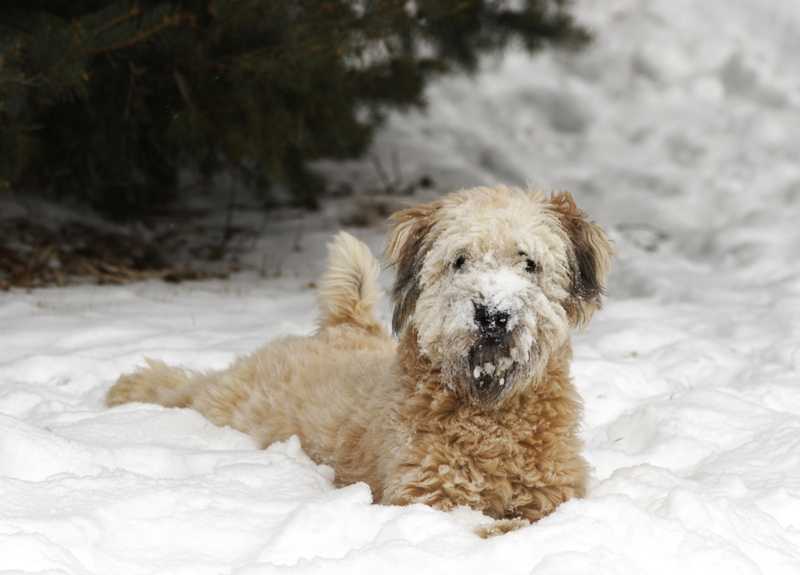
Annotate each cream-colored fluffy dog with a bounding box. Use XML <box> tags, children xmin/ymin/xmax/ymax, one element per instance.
<box><xmin>108</xmin><ymin>185</ymin><xmax>614</xmax><ymax>535</ymax></box>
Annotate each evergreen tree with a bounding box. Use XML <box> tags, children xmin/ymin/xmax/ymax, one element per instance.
<box><xmin>0</xmin><ymin>0</ymin><xmax>591</xmax><ymax>219</ymax></box>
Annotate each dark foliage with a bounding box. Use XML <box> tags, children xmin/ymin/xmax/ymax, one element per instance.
<box><xmin>0</xmin><ymin>0</ymin><xmax>591</xmax><ymax>219</ymax></box>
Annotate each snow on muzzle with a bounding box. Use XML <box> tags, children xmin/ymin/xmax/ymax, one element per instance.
<box><xmin>462</xmin><ymin>291</ymin><xmax>531</xmax><ymax>406</ymax></box>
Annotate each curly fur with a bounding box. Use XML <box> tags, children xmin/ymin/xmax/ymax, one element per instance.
<box><xmin>107</xmin><ymin>185</ymin><xmax>614</xmax><ymax>536</ymax></box>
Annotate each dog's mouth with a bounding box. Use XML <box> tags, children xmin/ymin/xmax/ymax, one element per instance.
<box><xmin>460</xmin><ymin>337</ymin><xmax>527</xmax><ymax>406</ymax></box>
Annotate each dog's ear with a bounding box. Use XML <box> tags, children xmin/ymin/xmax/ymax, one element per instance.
<box><xmin>548</xmin><ymin>190</ymin><xmax>615</xmax><ymax>329</ymax></box>
<box><xmin>384</xmin><ymin>202</ymin><xmax>440</xmax><ymax>335</ymax></box>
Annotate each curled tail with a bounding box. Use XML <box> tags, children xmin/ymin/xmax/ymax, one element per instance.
<box><xmin>317</xmin><ymin>231</ymin><xmax>384</xmax><ymax>332</ymax></box>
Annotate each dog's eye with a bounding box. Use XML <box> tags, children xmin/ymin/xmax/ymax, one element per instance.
<box><xmin>520</xmin><ymin>253</ymin><xmax>538</xmax><ymax>273</ymax></box>
<box><xmin>453</xmin><ymin>255</ymin><xmax>467</xmax><ymax>270</ymax></box>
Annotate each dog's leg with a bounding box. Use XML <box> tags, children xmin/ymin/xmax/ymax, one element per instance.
<box><xmin>108</xmin><ymin>359</ymin><xmax>250</xmax><ymax>431</ymax></box>
<box><xmin>107</xmin><ymin>359</ymin><xmax>201</xmax><ymax>409</ymax></box>
<box><xmin>474</xmin><ymin>518</ymin><xmax>530</xmax><ymax>538</ymax></box>
<box><xmin>316</xmin><ymin>232</ymin><xmax>383</xmax><ymax>333</ymax></box>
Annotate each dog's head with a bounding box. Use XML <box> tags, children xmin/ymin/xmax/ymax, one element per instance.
<box><xmin>385</xmin><ymin>185</ymin><xmax>614</xmax><ymax>407</ymax></box>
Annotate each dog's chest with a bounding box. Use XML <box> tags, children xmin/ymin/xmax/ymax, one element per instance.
<box><xmin>407</xmin><ymin>396</ymin><xmax>557</xmax><ymax>488</ymax></box>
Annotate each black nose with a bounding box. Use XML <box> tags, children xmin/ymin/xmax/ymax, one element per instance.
<box><xmin>474</xmin><ymin>304</ymin><xmax>509</xmax><ymax>336</ymax></box>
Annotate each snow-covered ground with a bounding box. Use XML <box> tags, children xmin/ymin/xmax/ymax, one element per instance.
<box><xmin>4</xmin><ymin>0</ymin><xmax>800</xmax><ymax>572</ymax></box>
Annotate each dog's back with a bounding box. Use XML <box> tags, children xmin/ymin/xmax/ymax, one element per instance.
<box><xmin>107</xmin><ymin>233</ymin><xmax>396</xmax><ymax>460</ymax></box>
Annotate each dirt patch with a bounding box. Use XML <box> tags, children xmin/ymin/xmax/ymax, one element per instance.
<box><xmin>0</xmin><ymin>219</ymin><xmax>217</xmax><ymax>290</ymax></box>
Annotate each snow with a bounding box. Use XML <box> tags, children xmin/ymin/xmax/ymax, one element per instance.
<box><xmin>4</xmin><ymin>0</ymin><xmax>800</xmax><ymax>572</ymax></box>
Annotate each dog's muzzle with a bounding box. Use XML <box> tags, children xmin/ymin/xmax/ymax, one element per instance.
<box><xmin>462</xmin><ymin>302</ymin><xmax>525</xmax><ymax>406</ymax></box>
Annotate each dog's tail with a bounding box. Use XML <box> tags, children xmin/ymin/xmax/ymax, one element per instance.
<box><xmin>317</xmin><ymin>231</ymin><xmax>384</xmax><ymax>332</ymax></box>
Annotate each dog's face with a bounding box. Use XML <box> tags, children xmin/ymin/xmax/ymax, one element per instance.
<box><xmin>385</xmin><ymin>185</ymin><xmax>614</xmax><ymax>407</ymax></box>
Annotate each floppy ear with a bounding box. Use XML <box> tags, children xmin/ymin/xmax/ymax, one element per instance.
<box><xmin>384</xmin><ymin>202</ymin><xmax>440</xmax><ymax>335</ymax></box>
<box><xmin>548</xmin><ymin>190</ymin><xmax>615</xmax><ymax>329</ymax></box>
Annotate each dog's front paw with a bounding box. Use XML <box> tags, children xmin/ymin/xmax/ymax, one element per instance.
<box><xmin>475</xmin><ymin>517</ymin><xmax>530</xmax><ymax>538</ymax></box>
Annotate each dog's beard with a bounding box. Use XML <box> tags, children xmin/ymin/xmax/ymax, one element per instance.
<box><xmin>449</xmin><ymin>329</ymin><xmax>535</xmax><ymax>407</ymax></box>
<box><xmin>414</xmin><ymin>274</ymin><xmax>567</xmax><ymax>407</ymax></box>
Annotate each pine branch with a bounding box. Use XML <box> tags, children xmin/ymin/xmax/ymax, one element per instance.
<box><xmin>91</xmin><ymin>5</ymin><xmax>141</xmax><ymax>35</ymax></box>
<box><xmin>81</xmin><ymin>13</ymin><xmax>187</xmax><ymax>55</ymax></box>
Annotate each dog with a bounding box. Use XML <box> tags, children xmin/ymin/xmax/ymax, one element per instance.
<box><xmin>107</xmin><ymin>184</ymin><xmax>614</xmax><ymax>536</ymax></box>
